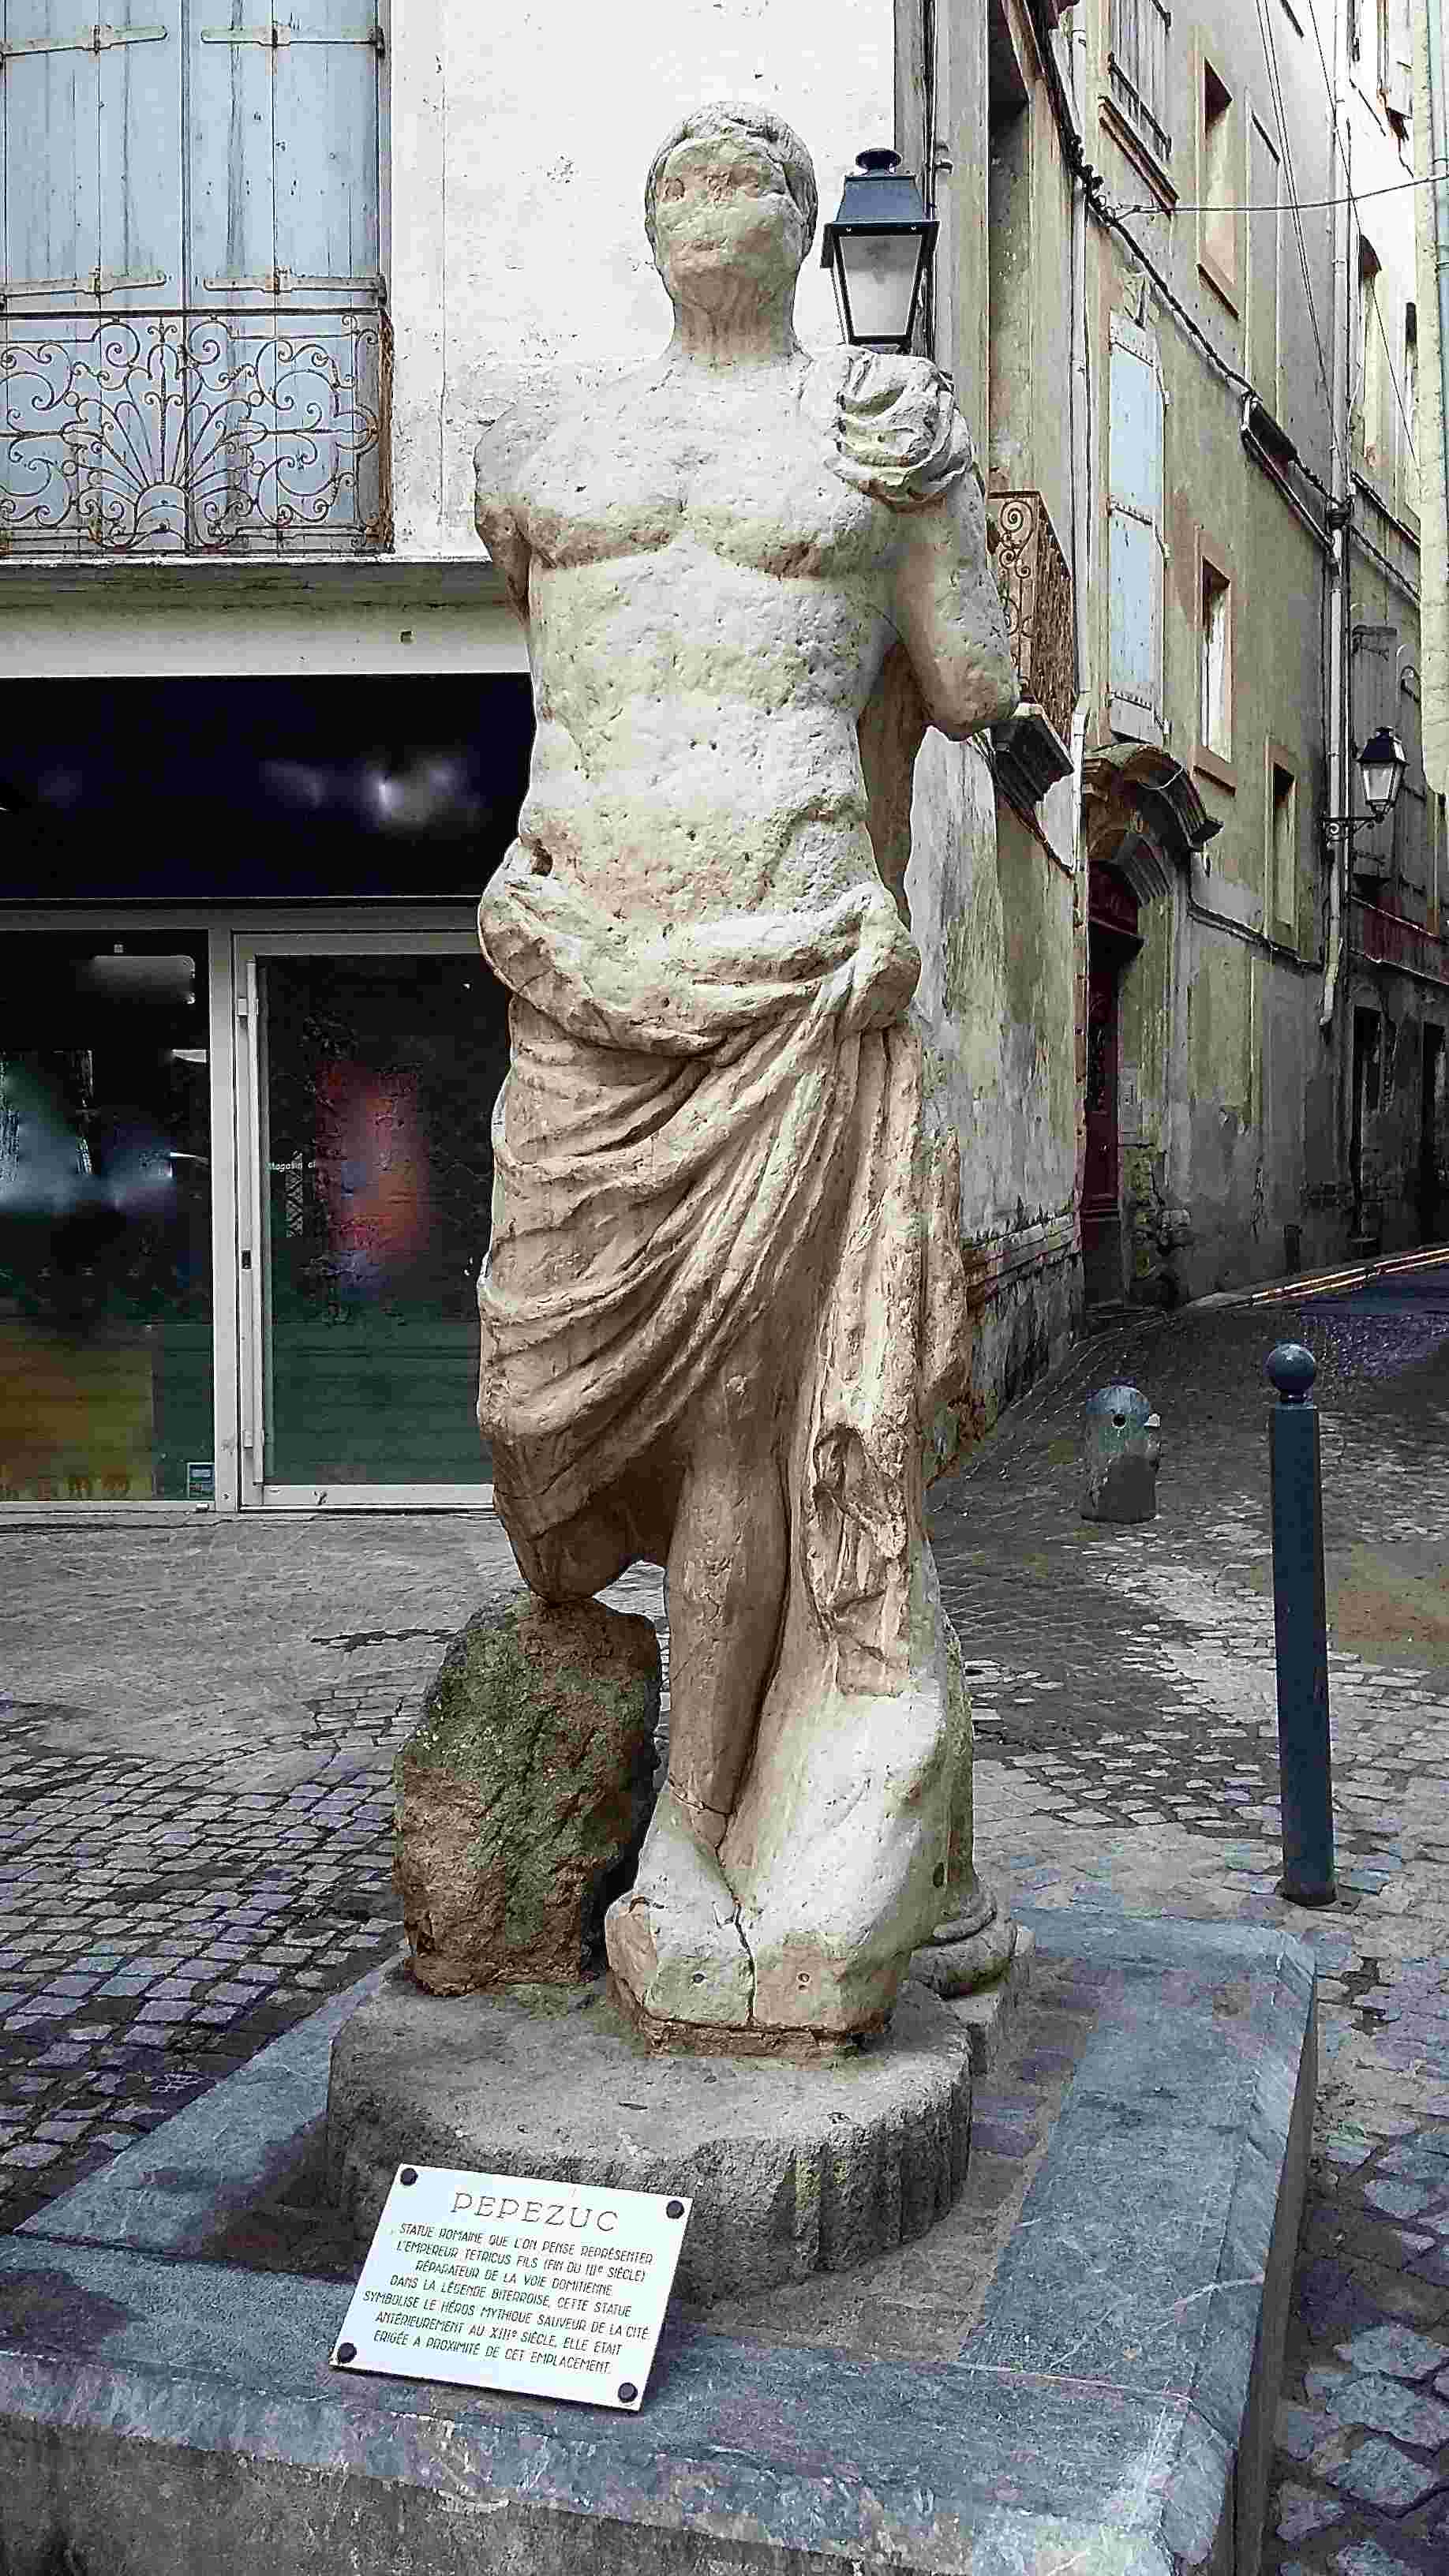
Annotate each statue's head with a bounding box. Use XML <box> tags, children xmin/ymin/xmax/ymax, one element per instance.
<box><xmin>645</xmin><ymin>104</ymin><xmax>816</xmax><ymax>309</ymax></box>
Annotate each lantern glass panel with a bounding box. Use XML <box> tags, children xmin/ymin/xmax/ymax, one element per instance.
<box><xmin>1359</xmin><ymin>729</ymin><xmax>1406</xmax><ymax>818</ymax></box>
<box><xmin>836</xmin><ymin>230</ymin><xmax>922</xmax><ymax>347</ymax></box>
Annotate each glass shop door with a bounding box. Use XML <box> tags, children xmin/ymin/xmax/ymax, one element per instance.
<box><xmin>233</xmin><ymin>934</ymin><xmax>509</xmax><ymax>1509</ymax></box>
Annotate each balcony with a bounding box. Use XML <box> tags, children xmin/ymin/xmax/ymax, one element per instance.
<box><xmin>0</xmin><ymin>304</ymin><xmax>392</xmax><ymax>557</ymax></box>
<box><xmin>986</xmin><ymin>488</ymin><xmax>1076</xmax><ymax>805</ymax></box>
<box><xmin>1351</xmin><ymin>898</ymin><xmax>1449</xmax><ymax>987</ymax></box>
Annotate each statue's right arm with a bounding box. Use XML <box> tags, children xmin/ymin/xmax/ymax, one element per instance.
<box><xmin>474</xmin><ymin>387</ymin><xmax>552</xmax><ymax>621</ymax></box>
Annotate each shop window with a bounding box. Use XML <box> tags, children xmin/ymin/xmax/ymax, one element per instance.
<box><xmin>1200</xmin><ymin>553</ymin><xmax>1233</xmax><ymax>765</ymax></box>
<box><xmin>0</xmin><ymin>938</ymin><xmax>213</xmax><ymax>1503</ymax></box>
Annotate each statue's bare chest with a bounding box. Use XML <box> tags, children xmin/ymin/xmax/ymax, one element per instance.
<box><xmin>518</xmin><ymin>393</ymin><xmax>887</xmax><ymax>584</ymax></box>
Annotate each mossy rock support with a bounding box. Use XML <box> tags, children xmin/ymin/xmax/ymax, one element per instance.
<box><xmin>395</xmin><ymin>1591</ymin><xmax>661</xmax><ymax>1994</ymax></box>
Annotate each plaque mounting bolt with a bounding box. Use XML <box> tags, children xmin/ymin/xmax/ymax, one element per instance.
<box><xmin>399</xmin><ymin>2167</ymin><xmax>417</xmax><ymax>2185</ymax></box>
<box><xmin>335</xmin><ymin>2342</ymin><xmax>357</xmax><ymax>2365</ymax></box>
<box><xmin>618</xmin><ymin>2381</ymin><xmax>638</xmax><ymax>2405</ymax></box>
<box><xmin>666</xmin><ymin>2200</ymin><xmax>684</xmax><ymax>2218</ymax></box>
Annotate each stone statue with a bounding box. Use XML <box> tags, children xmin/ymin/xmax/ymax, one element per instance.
<box><xmin>472</xmin><ymin>103</ymin><xmax>1018</xmax><ymax>2046</ymax></box>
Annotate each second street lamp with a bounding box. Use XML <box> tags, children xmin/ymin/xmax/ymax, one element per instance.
<box><xmin>1321</xmin><ymin>726</ymin><xmax>1410</xmax><ymax>848</ymax></box>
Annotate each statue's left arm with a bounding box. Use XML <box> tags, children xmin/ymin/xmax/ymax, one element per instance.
<box><xmin>892</xmin><ymin>466</ymin><xmax>1020</xmax><ymax>741</ymax></box>
<box><xmin>826</xmin><ymin>353</ymin><xmax>1019</xmax><ymax>740</ymax></box>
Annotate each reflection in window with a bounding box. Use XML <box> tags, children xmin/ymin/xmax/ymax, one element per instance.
<box><xmin>0</xmin><ymin>942</ymin><xmax>212</xmax><ymax>1501</ymax></box>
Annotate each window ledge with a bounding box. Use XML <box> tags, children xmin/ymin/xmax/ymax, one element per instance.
<box><xmin>1194</xmin><ymin>743</ymin><xmax>1237</xmax><ymax>793</ymax></box>
<box><xmin>0</xmin><ymin>556</ymin><xmax>511</xmax><ymax>609</ymax></box>
<box><xmin>1099</xmin><ymin>98</ymin><xmax>1178</xmax><ymax>212</ymax></box>
<box><xmin>1197</xmin><ymin>254</ymin><xmax>1240</xmax><ymax>319</ymax></box>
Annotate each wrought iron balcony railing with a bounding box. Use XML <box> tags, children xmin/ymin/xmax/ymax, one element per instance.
<box><xmin>986</xmin><ymin>487</ymin><xmax>1076</xmax><ymax>749</ymax></box>
<box><xmin>0</xmin><ymin>303</ymin><xmax>392</xmax><ymax>556</ymax></box>
<box><xmin>1350</xmin><ymin>897</ymin><xmax>1449</xmax><ymax>988</ymax></box>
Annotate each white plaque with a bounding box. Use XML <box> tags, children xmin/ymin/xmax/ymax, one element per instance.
<box><xmin>330</xmin><ymin>2164</ymin><xmax>692</xmax><ymax>2410</ymax></box>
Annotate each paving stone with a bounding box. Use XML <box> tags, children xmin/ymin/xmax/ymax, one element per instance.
<box><xmin>1331</xmin><ymin>2437</ymin><xmax>1448</xmax><ymax>2514</ymax></box>
<box><xmin>1275</xmin><ymin>2482</ymin><xmax>1346</xmax><ymax>2540</ymax></box>
<box><xmin>1334</xmin><ymin>2542</ymin><xmax>1428</xmax><ymax>2576</ymax></box>
<box><xmin>1335</xmin><ymin>2324</ymin><xmax>1449</xmax><ymax>2382</ymax></box>
<box><xmin>1308</xmin><ymin>2367</ymin><xmax>1449</xmax><ymax>2447</ymax></box>
<box><xmin>1278</xmin><ymin>2402</ymin><xmax>1336</xmax><ymax>2462</ymax></box>
<box><xmin>1363</xmin><ymin>2180</ymin><xmax>1437</xmax><ymax>2218</ymax></box>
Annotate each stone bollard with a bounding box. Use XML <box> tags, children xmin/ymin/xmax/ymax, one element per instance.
<box><xmin>1080</xmin><ymin>1383</ymin><xmax>1162</xmax><ymax>1522</ymax></box>
<box><xmin>1266</xmin><ymin>1342</ymin><xmax>1336</xmax><ymax>1906</ymax></box>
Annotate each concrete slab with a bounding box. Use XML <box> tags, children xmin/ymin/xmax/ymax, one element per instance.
<box><xmin>0</xmin><ymin>1908</ymin><xmax>1316</xmax><ymax>2576</ymax></box>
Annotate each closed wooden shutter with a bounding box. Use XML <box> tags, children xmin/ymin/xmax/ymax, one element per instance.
<box><xmin>1107</xmin><ymin>317</ymin><xmax>1166</xmax><ymax>745</ymax></box>
<box><xmin>2</xmin><ymin>1</ymin><xmax>384</xmax><ymax>551</ymax></box>
<box><xmin>1385</xmin><ymin>0</ymin><xmax>1412</xmax><ymax>123</ymax></box>
<box><xmin>1394</xmin><ymin>660</ymin><xmax>1429</xmax><ymax>912</ymax></box>
<box><xmin>189</xmin><ymin>4</ymin><xmax>380</xmax><ymax>304</ymax></box>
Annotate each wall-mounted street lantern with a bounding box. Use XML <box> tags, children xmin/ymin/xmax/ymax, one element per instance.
<box><xmin>821</xmin><ymin>149</ymin><xmax>937</xmax><ymax>353</ymax></box>
<box><xmin>1323</xmin><ymin>726</ymin><xmax>1409</xmax><ymax>841</ymax></box>
<box><xmin>1355</xmin><ymin>725</ymin><xmax>1408</xmax><ymax>822</ymax></box>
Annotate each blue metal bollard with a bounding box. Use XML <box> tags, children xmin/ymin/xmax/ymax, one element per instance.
<box><xmin>1266</xmin><ymin>1342</ymin><xmax>1336</xmax><ymax>1906</ymax></box>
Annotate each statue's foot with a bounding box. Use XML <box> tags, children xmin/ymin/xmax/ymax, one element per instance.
<box><xmin>605</xmin><ymin>1788</ymin><xmax>753</xmax><ymax>2028</ymax></box>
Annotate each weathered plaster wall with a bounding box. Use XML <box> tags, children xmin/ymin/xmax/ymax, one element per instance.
<box><xmin>390</xmin><ymin>1</ymin><xmax>895</xmax><ymax>553</ymax></box>
<box><xmin>1080</xmin><ymin>0</ymin><xmax>1349</xmax><ymax>1301</ymax></box>
<box><xmin>908</xmin><ymin>740</ymin><xmax>1079</xmax><ymax>1430</ymax></box>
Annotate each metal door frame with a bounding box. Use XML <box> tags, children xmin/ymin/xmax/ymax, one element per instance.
<box><xmin>231</xmin><ymin>923</ymin><xmax>493</xmax><ymax>1513</ymax></box>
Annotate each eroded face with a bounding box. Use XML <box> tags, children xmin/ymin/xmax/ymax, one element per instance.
<box><xmin>652</xmin><ymin>134</ymin><xmax>805</xmax><ymax>304</ymax></box>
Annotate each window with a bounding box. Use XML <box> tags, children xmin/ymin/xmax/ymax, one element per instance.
<box><xmin>1107</xmin><ymin>316</ymin><xmax>1166</xmax><ymax>744</ymax></box>
<box><xmin>1403</xmin><ymin>304</ymin><xmax>1420</xmax><ymax>515</ymax></box>
<box><xmin>1357</xmin><ymin>236</ymin><xmax>1386</xmax><ymax>468</ymax></box>
<box><xmin>1200</xmin><ymin>63</ymin><xmax>1236</xmax><ymax>301</ymax></box>
<box><xmin>1383</xmin><ymin>0</ymin><xmax>1413</xmax><ymax>128</ymax></box>
<box><xmin>1108</xmin><ymin>0</ymin><xmax>1173</xmax><ymax>167</ymax></box>
<box><xmin>1200</xmin><ymin>554</ymin><xmax>1232</xmax><ymax>764</ymax></box>
<box><xmin>1248</xmin><ymin>118</ymin><xmax>1281</xmax><ymax>408</ymax></box>
<box><xmin>0</xmin><ymin>5</ymin><xmax>388</xmax><ymax>557</ymax></box>
<box><xmin>1269</xmin><ymin>758</ymin><xmax>1297</xmax><ymax>941</ymax></box>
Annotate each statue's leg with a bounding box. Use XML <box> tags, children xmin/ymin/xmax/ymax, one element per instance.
<box><xmin>605</xmin><ymin>1319</ymin><xmax>789</xmax><ymax>2029</ymax></box>
<box><xmin>666</xmin><ymin>1428</ymin><xmax>786</xmax><ymax>1842</ymax></box>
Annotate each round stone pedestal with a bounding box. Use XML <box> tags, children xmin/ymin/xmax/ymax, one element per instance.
<box><xmin>326</xmin><ymin>1965</ymin><xmax>972</xmax><ymax>2307</ymax></box>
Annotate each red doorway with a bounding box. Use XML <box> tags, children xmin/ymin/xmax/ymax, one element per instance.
<box><xmin>1082</xmin><ymin>865</ymin><xmax>1142</xmax><ymax>1306</ymax></box>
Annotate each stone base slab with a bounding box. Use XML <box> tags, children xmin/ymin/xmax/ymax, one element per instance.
<box><xmin>325</xmin><ymin>1968</ymin><xmax>975</xmax><ymax>2304</ymax></box>
<box><xmin>0</xmin><ymin>1909</ymin><xmax>1316</xmax><ymax>2576</ymax></box>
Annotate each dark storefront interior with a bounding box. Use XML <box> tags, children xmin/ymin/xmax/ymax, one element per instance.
<box><xmin>2</xmin><ymin>679</ymin><xmax>530</xmax><ymax>1503</ymax></box>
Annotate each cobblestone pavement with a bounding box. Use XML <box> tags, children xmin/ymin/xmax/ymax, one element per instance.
<box><xmin>2</xmin><ymin>1271</ymin><xmax>1448</xmax><ymax>2571</ymax></box>
<box><xmin>932</xmin><ymin>1265</ymin><xmax>1449</xmax><ymax>2576</ymax></box>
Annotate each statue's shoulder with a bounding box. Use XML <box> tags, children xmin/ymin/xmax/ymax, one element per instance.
<box><xmin>473</xmin><ymin>377</ymin><xmax>563</xmax><ymax>510</ymax></box>
<box><xmin>811</xmin><ymin>350</ymin><xmax>977</xmax><ymax>514</ymax></box>
<box><xmin>474</xmin><ymin>364</ymin><xmax>658</xmax><ymax>506</ymax></box>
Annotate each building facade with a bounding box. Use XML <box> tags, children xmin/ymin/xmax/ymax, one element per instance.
<box><xmin>1</xmin><ymin>0</ymin><xmax>1439</xmax><ymax>1522</ymax></box>
<box><xmin>0</xmin><ymin>0</ymin><xmax>1080</xmax><ymax>1517</ymax></box>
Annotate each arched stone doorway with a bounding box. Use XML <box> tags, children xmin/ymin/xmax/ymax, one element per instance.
<box><xmin>1083</xmin><ymin>863</ymin><xmax>1143</xmax><ymax>1305</ymax></box>
<box><xmin>1079</xmin><ymin>748</ymin><xmax>1220</xmax><ymax>1308</ymax></box>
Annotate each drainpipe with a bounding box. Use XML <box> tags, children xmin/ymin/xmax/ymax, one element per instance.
<box><xmin>1067</xmin><ymin>2</ymin><xmax>1091</xmax><ymax>872</ymax></box>
<box><xmin>1320</xmin><ymin>0</ymin><xmax>1354</xmax><ymax>1231</ymax></box>
<box><xmin>1415</xmin><ymin>0</ymin><xmax>1449</xmax><ymax>804</ymax></box>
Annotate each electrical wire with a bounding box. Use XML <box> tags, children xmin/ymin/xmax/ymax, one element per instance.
<box><xmin>1019</xmin><ymin>0</ymin><xmax>1337</xmax><ymax>511</ymax></box>
<box><xmin>1112</xmin><ymin>168</ymin><xmax>1436</xmax><ymax>219</ymax></box>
